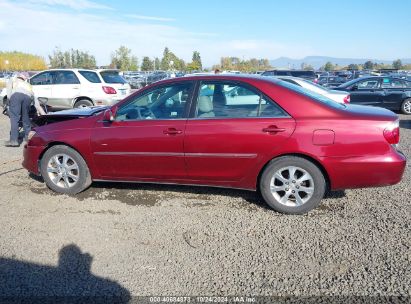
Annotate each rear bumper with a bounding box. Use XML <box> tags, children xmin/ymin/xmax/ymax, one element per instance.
<box><xmin>321</xmin><ymin>149</ymin><xmax>406</xmax><ymax>190</ymax></box>
<box><xmin>22</xmin><ymin>144</ymin><xmax>44</xmax><ymax>175</ymax></box>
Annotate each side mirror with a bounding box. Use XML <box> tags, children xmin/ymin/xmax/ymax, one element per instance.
<box><xmin>351</xmin><ymin>85</ymin><xmax>358</xmax><ymax>91</ymax></box>
<box><xmin>103</xmin><ymin>109</ymin><xmax>115</xmax><ymax>122</ymax></box>
<box><xmin>38</xmin><ymin>97</ymin><xmax>48</xmax><ymax>105</ymax></box>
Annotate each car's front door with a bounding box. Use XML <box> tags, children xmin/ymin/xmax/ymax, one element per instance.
<box><xmin>184</xmin><ymin>81</ymin><xmax>296</xmax><ymax>182</ymax></box>
<box><xmin>30</xmin><ymin>71</ymin><xmax>54</xmax><ymax>101</ymax></box>
<box><xmin>91</xmin><ymin>81</ymin><xmax>194</xmax><ymax>180</ymax></box>
<box><xmin>349</xmin><ymin>78</ymin><xmax>384</xmax><ymax>106</ymax></box>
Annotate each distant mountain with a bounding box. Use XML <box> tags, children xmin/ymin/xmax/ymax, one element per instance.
<box><xmin>269</xmin><ymin>56</ymin><xmax>411</xmax><ymax>69</ymax></box>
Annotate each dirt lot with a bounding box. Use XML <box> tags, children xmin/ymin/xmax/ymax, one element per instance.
<box><xmin>0</xmin><ymin>113</ymin><xmax>410</xmax><ymax>300</ymax></box>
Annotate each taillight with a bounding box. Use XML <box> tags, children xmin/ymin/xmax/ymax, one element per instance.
<box><xmin>383</xmin><ymin>120</ymin><xmax>400</xmax><ymax>145</ymax></box>
<box><xmin>343</xmin><ymin>95</ymin><xmax>350</xmax><ymax>104</ymax></box>
<box><xmin>102</xmin><ymin>86</ymin><xmax>117</xmax><ymax>94</ymax></box>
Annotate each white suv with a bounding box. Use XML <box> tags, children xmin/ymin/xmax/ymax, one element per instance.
<box><xmin>28</xmin><ymin>69</ymin><xmax>131</xmax><ymax>109</ymax></box>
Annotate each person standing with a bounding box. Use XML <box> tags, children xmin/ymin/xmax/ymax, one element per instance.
<box><xmin>4</xmin><ymin>72</ymin><xmax>33</xmax><ymax>147</ymax></box>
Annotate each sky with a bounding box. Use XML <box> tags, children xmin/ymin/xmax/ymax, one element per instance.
<box><xmin>0</xmin><ymin>0</ymin><xmax>410</xmax><ymax>67</ymax></box>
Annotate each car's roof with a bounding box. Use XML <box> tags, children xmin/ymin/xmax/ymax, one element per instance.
<box><xmin>39</xmin><ymin>68</ymin><xmax>97</xmax><ymax>72</ymax></box>
<box><xmin>161</xmin><ymin>74</ymin><xmax>283</xmax><ymax>84</ymax></box>
<box><xmin>95</xmin><ymin>69</ymin><xmax>120</xmax><ymax>72</ymax></box>
<box><xmin>271</xmin><ymin>76</ymin><xmax>305</xmax><ymax>80</ymax></box>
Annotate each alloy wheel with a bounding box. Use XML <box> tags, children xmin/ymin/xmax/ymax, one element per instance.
<box><xmin>403</xmin><ymin>100</ymin><xmax>411</xmax><ymax>114</ymax></box>
<box><xmin>47</xmin><ymin>154</ymin><xmax>80</xmax><ymax>189</ymax></box>
<box><xmin>270</xmin><ymin>166</ymin><xmax>314</xmax><ymax>207</ymax></box>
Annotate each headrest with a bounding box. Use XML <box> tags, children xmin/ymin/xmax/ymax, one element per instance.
<box><xmin>198</xmin><ymin>95</ymin><xmax>213</xmax><ymax>113</ymax></box>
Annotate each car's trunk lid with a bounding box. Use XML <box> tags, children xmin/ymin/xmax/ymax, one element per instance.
<box><xmin>342</xmin><ymin>104</ymin><xmax>398</xmax><ymax>121</ymax></box>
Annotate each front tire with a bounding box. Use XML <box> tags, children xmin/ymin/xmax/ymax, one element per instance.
<box><xmin>260</xmin><ymin>156</ymin><xmax>326</xmax><ymax>214</ymax></box>
<box><xmin>401</xmin><ymin>98</ymin><xmax>411</xmax><ymax>115</ymax></box>
<box><xmin>40</xmin><ymin>145</ymin><xmax>92</xmax><ymax>194</ymax></box>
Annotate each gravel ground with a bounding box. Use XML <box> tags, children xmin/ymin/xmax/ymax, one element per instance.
<box><xmin>0</xmin><ymin>112</ymin><xmax>410</xmax><ymax>300</ymax></box>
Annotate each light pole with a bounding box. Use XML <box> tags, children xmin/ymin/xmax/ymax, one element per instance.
<box><xmin>4</xmin><ymin>60</ymin><xmax>9</xmax><ymax>74</ymax></box>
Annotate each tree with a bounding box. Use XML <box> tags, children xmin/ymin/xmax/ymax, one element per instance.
<box><xmin>347</xmin><ymin>64</ymin><xmax>359</xmax><ymax>70</ymax></box>
<box><xmin>141</xmin><ymin>56</ymin><xmax>154</xmax><ymax>71</ymax></box>
<box><xmin>110</xmin><ymin>46</ymin><xmax>138</xmax><ymax>71</ymax></box>
<box><xmin>154</xmin><ymin>57</ymin><xmax>161</xmax><ymax>70</ymax></box>
<box><xmin>392</xmin><ymin>59</ymin><xmax>403</xmax><ymax>70</ymax></box>
<box><xmin>216</xmin><ymin>56</ymin><xmax>271</xmax><ymax>72</ymax></box>
<box><xmin>191</xmin><ymin>51</ymin><xmax>202</xmax><ymax>71</ymax></box>
<box><xmin>49</xmin><ymin>47</ymin><xmax>96</xmax><ymax>69</ymax></box>
<box><xmin>301</xmin><ymin>62</ymin><xmax>314</xmax><ymax>71</ymax></box>
<box><xmin>160</xmin><ymin>47</ymin><xmax>171</xmax><ymax>70</ymax></box>
<box><xmin>323</xmin><ymin>61</ymin><xmax>334</xmax><ymax>71</ymax></box>
<box><xmin>0</xmin><ymin>51</ymin><xmax>47</xmax><ymax>71</ymax></box>
<box><xmin>160</xmin><ymin>47</ymin><xmax>185</xmax><ymax>71</ymax></box>
<box><xmin>363</xmin><ymin>60</ymin><xmax>374</xmax><ymax>70</ymax></box>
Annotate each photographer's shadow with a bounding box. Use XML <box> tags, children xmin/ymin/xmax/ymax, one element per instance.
<box><xmin>0</xmin><ymin>244</ymin><xmax>130</xmax><ymax>303</ymax></box>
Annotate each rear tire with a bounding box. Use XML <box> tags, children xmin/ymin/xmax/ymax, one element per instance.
<box><xmin>260</xmin><ymin>156</ymin><xmax>326</xmax><ymax>214</ymax></box>
<box><xmin>40</xmin><ymin>145</ymin><xmax>92</xmax><ymax>195</ymax></box>
<box><xmin>74</xmin><ymin>99</ymin><xmax>93</xmax><ymax>108</ymax></box>
<box><xmin>401</xmin><ymin>98</ymin><xmax>411</xmax><ymax>115</ymax></box>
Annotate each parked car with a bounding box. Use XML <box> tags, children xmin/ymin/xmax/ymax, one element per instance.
<box><xmin>334</xmin><ymin>76</ymin><xmax>411</xmax><ymax>114</ymax></box>
<box><xmin>275</xmin><ymin>76</ymin><xmax>350</xmax><ymax>104</ymax></box>
<box><xmin>1</xmin><ymin>69</ymin><xmax>131</xmax><ymax>110</ymax></box>
<box><xmin>23</xmin><ymin>75</ymin><xmax>406</xmax><ymax>214</ymax></box>
<box><xmin>145</xmin><ymin>71</ymin><xmax>170</xmax><ymax>85</ymax></box>
<box><xmin>261</xmin><ymin>70</ymin><xmax>317</xmax><ymax>82</ymax></box>
<box><xmin>317</xmin><ymin>76</ymin><xmax>347</xmax><ymax>88</ymax></box>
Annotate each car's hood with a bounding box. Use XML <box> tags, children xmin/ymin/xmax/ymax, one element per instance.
<box><xmin>34</xmin><ymin>106</ymin><xmax>108</xmax><ymax>126</ymax></box>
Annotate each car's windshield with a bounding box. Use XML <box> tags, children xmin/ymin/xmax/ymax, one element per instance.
<box><xmin>100</xmin><ymin>71</ymin><xmax>126</xmax><ymax>84</ymax></box>
<box><xmin>276</xmin><ymin>79</ymin><xmax>345</xmax><ymax>109</ymax></box>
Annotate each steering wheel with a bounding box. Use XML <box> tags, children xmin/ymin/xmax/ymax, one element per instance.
<box><xmin>125</xmin><ymin>106</ymin><xmax>156</xmax><ymax>120</ymax></box>
<box><xmin>138</xmin><ymin>106</ymin><xmax>156</xmax><ymax>119</ymax></box>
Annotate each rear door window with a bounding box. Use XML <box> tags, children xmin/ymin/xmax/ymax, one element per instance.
<box><xmin>381</xmin><ymin>78</ymin><xmax>406</xmax><ymax>88</ymax></box>
<box><xmin>195</xmin><ymin>81</ymin><xmax>288</xmax><ymax>119</ymax></box>
<box><xmin>53</xmin><ymin>71</ymin><xmax>80</xmax><ymax>85</ymax></box>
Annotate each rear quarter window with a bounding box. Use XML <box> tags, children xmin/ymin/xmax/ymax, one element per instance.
<box><xmin>79</xmin><ymin>71</ymin><xmax>101</xmax><ymax>83</ymax></box>
<box><xmin>100</xmin><ymin>71</ymin><xmax>126</xmax><ymax>84</ymax></box>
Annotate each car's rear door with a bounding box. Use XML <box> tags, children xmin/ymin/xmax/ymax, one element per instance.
<box><xmin>91</xmin><ymin>81</ymin><xmax>194</xmax><ymax>180</ymax></box>
<box><xmin>381</xmin><ymin>78</ymin><xmax>407</xmax><ymax>110</ymax></box>
<box><xmin>184</xmin><ymin>80</ymin><xmax>296</xmax><ymax>183</ymax></box>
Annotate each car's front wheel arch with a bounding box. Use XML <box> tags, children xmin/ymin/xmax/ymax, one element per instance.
<box><xmin>39</xmin><ymin>142</ymin><xmax>91</xmax><ymax>175</ymax></box>
<box><xmin>39</xmin><ymin>144</ymin><xmax>92</xmax><ymax>194</ymax></box>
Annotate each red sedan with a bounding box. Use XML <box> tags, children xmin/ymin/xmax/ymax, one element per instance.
<box><xmin>23</xmin><ymin>75</ymin><xmax>406</xmax><ymax>214</ymax></box>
